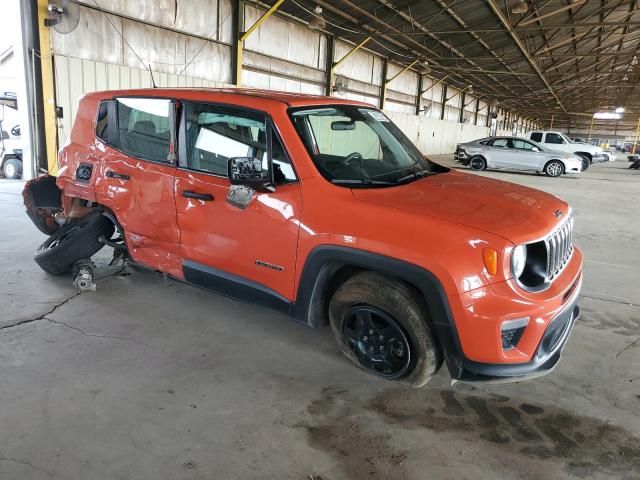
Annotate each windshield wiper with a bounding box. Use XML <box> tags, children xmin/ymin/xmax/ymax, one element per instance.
<box><xmin>330</xmin><ymin>179</ymin><xmax>395</xmax><ymax>186</ymax></box>
<box><xmin>395</xmin><ymin>169</ymin><xmax>439</xmax><ymax>183</ymax></box>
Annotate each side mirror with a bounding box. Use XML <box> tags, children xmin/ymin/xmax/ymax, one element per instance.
<box><xmin>228</xmin><ymin>157</ymin><xmax>271</xmax><ymax>187</ymax></box>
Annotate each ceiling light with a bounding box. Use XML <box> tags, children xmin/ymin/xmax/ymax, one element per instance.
<box><xmin>615</xmin><ymin>107</ymin><xmax>625</xmax><ymax>113</ymax></box>
<box><xmin>512</xmin><ymin>1</ymin><xmax>529</xmax><ymax>14</ymax></box>
<box><xmin>593</xmin><ymin>112</ymin><xmax>621</xmax><ymax>120</ymax></box>
<box><xmin>632</xmin><ymin>55</ymin><xmax>638</xmax><ymax>66</ymax></box>
<box><xmin>623</xmin><ymin>73</ymin><xmax>629</xmax><ymax>81</ymax></box>
<box><xmin>308</xmin><ymin>6</ymin><xmax>326</xmax><ymax>30</ymax></box>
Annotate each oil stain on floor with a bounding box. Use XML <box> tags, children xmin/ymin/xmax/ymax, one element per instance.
<box><xmin>298</xmin><ymin>386</ymin><xmax>640</xmax><ymax>480</ymax></box>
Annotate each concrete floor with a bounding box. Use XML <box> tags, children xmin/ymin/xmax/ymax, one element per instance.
<box><xmin>1</xmin><ymin>156</ymin><xmax>639</xmax><ymax>480</ymax></box>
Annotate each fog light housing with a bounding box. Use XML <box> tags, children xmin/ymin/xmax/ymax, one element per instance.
<box><xmin>501</xmin><ymin>317</ymin><xmax>529</xmax><ymax>350</ymax></box>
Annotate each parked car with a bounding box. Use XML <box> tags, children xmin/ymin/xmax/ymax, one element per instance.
<box><xmin>0</xmin><ymin>94</ymin><xmax>22</xmax><ymax>179</ymax></box>
<box><xmin>23</xmin><ymin>89</ymin><xmax>583</xmax><ymax>386</ymax></box>
<box><xmin>455</xmin><ymin>136</ymin><xmax>583</xmax><ymax>177</ymax></box>
<box><xmin>527</xmin><ymin>131</ymin><xmax>606</xmax><ymax>167</ymax></box>
<box><xmin>601</xmin><ymin>150</ymin><xmax>616</xmax><ymax>162</ymax></box>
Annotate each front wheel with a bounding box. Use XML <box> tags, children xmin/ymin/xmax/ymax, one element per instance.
<box><xmin>545</xmin><ymin>160</ymin><xmax>564</xmax><ymax>177</ymax></box>
<box><xmin>329</xmin><ymin>271</ymin><xmax>442</xmax><ymax>388</ymax></box>
<box><xmin>576</xmin><ymin>154</ymin><xmax>590</xmax><ymax>172</ymax></box>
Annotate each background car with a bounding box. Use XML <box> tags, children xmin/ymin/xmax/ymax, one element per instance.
<box><xmin>455</xmin><ymin>136</ymin><xmax>584</xmax><ymax>177</ymax></box>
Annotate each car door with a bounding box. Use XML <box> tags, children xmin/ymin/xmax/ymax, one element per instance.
<box><xmin>484</xmin><ymin>137</ymin><xmax>511</xmax><ymax>168</ymax></box>
<box><xmin>174</xmin><ymin>101</ymin><xmax>302</xmax><ymax>306</ymax></box>
<box><xmin>543</xmin><ymin>132</ymin><xmax>567</xmax><ymax>153</ymax></box>
<box><xmin>94</xmin><ymin>97</ymin><xmax>182</xmax><ymax>277</ymax></box>
<box><xmin>507</xmin><ymin>139</ymin><xmax>547</xmax><ymax>171</ymax></box>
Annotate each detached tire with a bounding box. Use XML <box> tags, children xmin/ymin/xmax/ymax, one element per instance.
<box><xmin>3</xmin><ymin>158</ymin><xmax>22</xmax><ymax>179</ymax></box>
<box><xmin>329</xmin><ymin>271</ymin><xmax>442</xmax><ymax>388</ymax></box>
<box><xmin>34</xmin><ymin>211</ymin><xmax>114</xmax><ymax>275</ymax></box>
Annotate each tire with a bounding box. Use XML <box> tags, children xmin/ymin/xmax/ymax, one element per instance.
<box><xmin>34</xmin><ymin>211</ymin><xmax>114</xmax><ymax>275</ymax></box>
<box><xmin>630</xmin><ymin>160</ymin><xmax>640</xmax><ymax>170</ymax></box>
<box><xmin>3</xmin><ymin>158</ymin><xmax>22</xmax><ymax>179</ymax></box>
<box><xmin>469</xmin><ymin>156</ymin><xmax>487</xmax><ymax>171</ymax></box>
<box><xmin>329</xmin><ymin>271</ymin><xmax>442</xmax><ymax>388</ymax></box>
<box><xmin>576</xmin><ymin>154</ymin><xmax>590</xmax><ymax>172</ymax></box>
<box><xmin>544</xmin><ymin>160</ymin><xmax>564</xmax><ymax>177</ymax></box>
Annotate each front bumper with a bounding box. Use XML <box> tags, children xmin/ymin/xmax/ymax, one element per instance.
<box><xmin>592</xmin><ymin>153</ymin><xmax>607</xmax><ymax>163</ymax></box>
<box><xmin>454</xmin><ymin>149</ymin><xmax>469</xmax><ymax>164</ymax></box>
<box><xmin>434</xmin><ymin>247</ymin><xmax>583</xmax><ymax>382</ymax></box>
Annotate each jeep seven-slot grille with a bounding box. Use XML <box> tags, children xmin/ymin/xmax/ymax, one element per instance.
<box><xmin>546</xmin><ymin>215</ymin><xmax>574</xmax><ymax>281</ymax></box>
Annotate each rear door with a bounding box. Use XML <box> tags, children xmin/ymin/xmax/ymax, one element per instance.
<box><xmin>94</xmin><ymin>97</ymin><xmax>182</xmax><ymax>276</ymax></box>
<box><xmin>174</xmin><ymin>101</ymin><xmax>302</xmax><ymax>304</ymax></box>
<box><xmin>484</xmin><ymin>137</ymin><xmax>512</xmax><ymax>168</ymax></box>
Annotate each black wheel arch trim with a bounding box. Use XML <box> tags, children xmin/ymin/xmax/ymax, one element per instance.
<box><xmin>291</xmin><ymin>245</ymin><xmax>468</xmax><ymax>378</ymax></box>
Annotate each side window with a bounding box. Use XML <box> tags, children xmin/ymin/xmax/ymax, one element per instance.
<box><xmin>183</xmin><ymin>102</ymin><xmax>296</xmax><ymax>183</ymax></box>
<box><xmin>266</xmin><ymin>131</ymin><xmax>296</xmax><ymax>183</ymax></box>
<box><xmin>492</xmin><ymin>138</ymin><xmax>509</xmax><ymax>148</ymax></box>
<box><xmin>530</xmin><ymin>132</ymin><xmax>543</xmax><ymax>143</ymax></box>
<box><xmin>95</xmin><ymin>101</ymin><xmax>111</xmax><ymax>143</ymax></box>
<box><xmin>545</xmin><ymin>133</ymin><xmax>565</xmax><ymax>144</ymax></box>
<box><xmin>115</xmin><ymin>97</ymin><xmax>171</xmax><ymax>163</ymax></box>
<box><xmin>512</xmin><ymin>139</ymin><xmax>536</xmax><ymax>151</ymax></box>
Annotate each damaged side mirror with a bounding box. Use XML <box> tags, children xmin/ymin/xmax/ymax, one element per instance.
<box><xmin>227</xmin><ymin>157</ymin><xmax>272</xmax><ymax>188</ymax></box>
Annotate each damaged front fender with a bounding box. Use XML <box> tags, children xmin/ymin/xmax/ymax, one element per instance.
<box><xmin>23</xmin><ymin>175</ymin><xmax>62</xmax><ymax>235</ymax></box>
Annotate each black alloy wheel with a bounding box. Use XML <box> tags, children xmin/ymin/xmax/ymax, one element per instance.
<box><xmin>341</xmin><ymin>305</ymin><xmax>411</xmax><ymax>379</ymax></box>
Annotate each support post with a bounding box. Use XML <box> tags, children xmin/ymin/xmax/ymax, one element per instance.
<box><xmin>415</xmin><ymin>74</ymin><xmax>423</xmax><ymax>116</ymax></box>
<box><xmin>459</xmin><ymin>91</ymin><xmax>465</xmax><ymax>123</ymax></box>
<box><xmin>37</xmin><ymin>0</ymin><xmax>57</xmax><ymax>175</ymax></box>
<box><xmin>588</xmin><ymin>116</ymin><xmax>595</xmax><ymax>142</ymax></box>
<box><xmin>440</xmin><ymin>84</ymin><xmax>447</xmax><ymax>120</ymax></box>
<box><xmin>474</xmin><ymin>98</ymin><xmax>480</xmax><ymax>125</ymax></box>
<box><xmin>633</xmin><ymin>116</ymin><xmax>640</xmax><ymax>155</ymax></box>
<box><xmin>324</xmin><ymin>35</ymin><xmax>334</xmax><ymax>96</ymax></box>
<box><xmin>379</xmin><ymin>57</ymin><xmax>388</xmax><ymax>109</ymax></box>
<box><xmin>550</xmin><ymin>114</ymin><xmax>555</xmax><ymax>129</ymax></box>
<box><xmin>231</xmin><ymin>0</ymin><xmax>243</xmax><ymax>86</ymax></box>
<box><xmin>234</xmin><ymin>0</ymin><xmax>284</xmax><ymax>86</ymax></box>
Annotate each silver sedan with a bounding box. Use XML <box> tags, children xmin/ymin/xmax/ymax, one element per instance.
<box><xmin>455</xmin><ymin>136</ymin><xmax>584</xmax><ymax>177</ymax></box>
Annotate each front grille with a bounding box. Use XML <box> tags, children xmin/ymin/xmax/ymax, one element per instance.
<box><xmin>545</xmin><ymin>215</ymin><xmax>574</xmax><ymax>281</ymax></box>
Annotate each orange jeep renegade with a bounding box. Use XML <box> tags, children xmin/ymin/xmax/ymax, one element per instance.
<box><xmin>23</xmin><ymin>89</ymin><xmax>582</xmax><ymax>386</ymax></box>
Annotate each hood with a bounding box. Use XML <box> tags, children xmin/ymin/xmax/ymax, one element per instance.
<box><xmin>352</xmin><ymin>170</ymin><xmax>568</xmax><ymax>244</ymax></box>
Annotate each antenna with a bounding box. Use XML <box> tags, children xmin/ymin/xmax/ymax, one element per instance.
<box><xmin>149</xmin><ymin>65</ymin><xmax>158</xmax><ymax>88</ymax></box>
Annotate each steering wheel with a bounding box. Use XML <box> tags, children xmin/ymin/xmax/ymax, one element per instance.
<box><xmin>342</xmin><ymin>151</ymin><xmax>363</xmax><ymax>167</ymax></box>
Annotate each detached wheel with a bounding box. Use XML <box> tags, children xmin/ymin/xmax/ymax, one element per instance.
<box><xmin>469</xmin><ymin>156</ymin><xmax>487</xmax><ymax>171</ymax></box>
<box><xmin>576</xmin><ymin>154</ymin><xmax>590</xmax><ymax>172</ymax></box>
<box><xmin>329</xmin><ymin>271</ymin><xmax>442</xmax><ymax>388</ymax></box>
<box><xmin>3</xmin><ymin>158</ymin><xmax>22</xmax><ymax>179</ymax></box>
<box><xmin>544</xmin><ymin>160</ymin><xmax>564</xmax><ymax>177</ymax></box>
<box><xmin>34</xmin><ymin>211</ymin><xmax>114</xmax><ymax>275</ymax></box>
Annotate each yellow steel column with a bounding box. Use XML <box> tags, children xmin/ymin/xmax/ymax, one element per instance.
<box><xmin>588</xmin><ymin>116</ymin><xmax>595</xmax><ymax>142</ymax></box>
<box><xmin>550</xmin><ymin>114</ymin><xmax>554</xmax><ymax>129</ymax></box>
<box><xmin>236</xmin><ymin>0</ymin><xmax>285</xmax><ymax>87</ymax></box>
<box><xmin>37</xmin><ymin>0</ymin><xmax>58</xmax><ymax>175</ymax></box>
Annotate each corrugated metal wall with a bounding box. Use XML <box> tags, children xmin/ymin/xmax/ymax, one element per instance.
<box><xmin>49</xmin><ymin>1</ymin><xmax>537</xmax><ymax>155</ymax></box>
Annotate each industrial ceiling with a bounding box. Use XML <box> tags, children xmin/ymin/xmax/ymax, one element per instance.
<box><xmin>281</xmin><ymin>0</ymin><xmax>640</xmax><ymax>131</ymax></box>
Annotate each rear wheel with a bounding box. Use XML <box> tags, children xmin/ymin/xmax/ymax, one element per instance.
<box><xmin>469</xmin><ymin>156</ymin><xmax>487</xmax><ymax>171</ymax></box>
<box><xmin>544</xmin><ymin>160</ymin><xmax>564</xmax><ymax>177</ymax></box>
<box><xmin>34</xmin><ymin>211</ymin><xmax>114</xmax><ymax>275</ymax></box>
<box><xmin>3</xmin><ymin>158</ymin><xmax>22</xmax><ymax>179</ymax></box>
<box><xmin>329</xmin><ymin>271</ymin><xmax>442</xmax><ymax>388</ymax></box>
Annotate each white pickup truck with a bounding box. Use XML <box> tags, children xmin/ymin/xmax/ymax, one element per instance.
<box><xmin>526</xmin><ymin>131</ymin><xmax>606</xmax><ymax>169</ymax></box>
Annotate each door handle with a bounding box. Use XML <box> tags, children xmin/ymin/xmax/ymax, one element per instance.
<box><xmin>105</xmin><ymin>170</ymin><xmax>130</xmax><ymax>180</ymax></box>
<box><xmin>182</xmin><ymin>190</ymin><xmax>214</xmax><ymax>201</ymax></box>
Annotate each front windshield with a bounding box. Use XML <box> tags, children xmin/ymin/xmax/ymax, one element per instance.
<box><xmin>289</xmin><ymin>105</ymin><xmax>447</xmax><ymax>186</ymax></box>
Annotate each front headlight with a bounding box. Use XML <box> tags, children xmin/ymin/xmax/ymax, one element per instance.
<box><xmin>511</xmin><ymin>244</ymin><xmax>527</xmax><ymax>278</ymax></box>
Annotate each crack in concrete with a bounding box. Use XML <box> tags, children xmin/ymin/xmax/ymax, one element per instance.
<box><xmin>0</xmin><ymin>293</ymin><xmax>81</xmax><ymax>331</ymax></box>
<box><xmin>616</xmin><ymin>336</ymin><xmax>640</xmax><ymax>359</ymax></box>
<box><xmin>0</xmin><ymin>456</ymin><xmax>53</xmax><ymax>478</ymax></box>
<box><xmin>44</xmin><ymin>318</ymin><xmax>167</xmax><ymax>353</ymax></box>
<box><xmin>581</xmin><ymin>294</ymin><xmax>640</xmax><ymax>309</ymax></box>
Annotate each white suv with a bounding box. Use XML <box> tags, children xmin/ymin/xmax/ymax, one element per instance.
<box><xmin>527</xmin><ymin>131</ymin><xmax>605</xmax><ymax>168</ymax></box>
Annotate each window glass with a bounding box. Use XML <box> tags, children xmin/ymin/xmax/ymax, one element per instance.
<box><xmin>184</xmin><ymin>103</ymin><xmax>266</xmax><ymax>177</ymax></box>
<box><xmin>512</xmin><ymin>139</ymin><xmax>536</xmax><ymax>150</ymax></box>
<box><xmin>492</xmin><ymin>138</ymin><xmax>509</xmax><ymax>148</ymax></box>
<box><xmin>116</xmin><ymin>98</ymin><xmax>171</xmax><ymax>163</ymax></box>
<box><xmin>96</xmin><ymin>101</ymin><xmax>110</xmax><ymax>143</ymax></box>
<box><xmin>545</xmin><ymin>133</ymin><xmax>565</xmax><ymax>144</ymax></box>
<box><xmin>289</xmin><ymin>106</ymin><xmax>444</xmax><ymax>186</ymax></box>
<box><xmin>530</xmin><ymin>132</ymin><xmax>543</xmax><ymax>142</ymax></box>
<box><xmin>263</xmin><ymin>130</ymin><xmax>296</xmax><ymax>183</ymax></box>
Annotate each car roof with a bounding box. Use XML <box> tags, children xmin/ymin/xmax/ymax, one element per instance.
<box><xmin>83</xmin><ymin>88</ymin><xmax>372</xmax><ymax>108</ymax></box>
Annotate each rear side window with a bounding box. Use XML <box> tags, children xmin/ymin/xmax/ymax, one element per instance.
<box><xmin>544</xmin><ymin>133</ymin><xmax>565</xmax><ymax>144</ymax></box>
<box><xmin>530</xmin><ymin>132</ymin><xmax>543</xmax><ymax>142</ymax></box>
<box><xmin>492</xmin><ymin>138</ymin><xmax>509</xmax><ymax>148</ymax></box>
<box><xmin>95</xmin><ymin>101</ymin><xmax>111</xmax><ymax>143</ymax></box>
<box><xmin>115</xmin><ymin>98</ymin><xmax>171</xmax><ymax>163</ymax></box>
<box><xmin>512</xmin><ymin>139</ymin><xmax>536</xmax><ymax>150</ymax></box>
